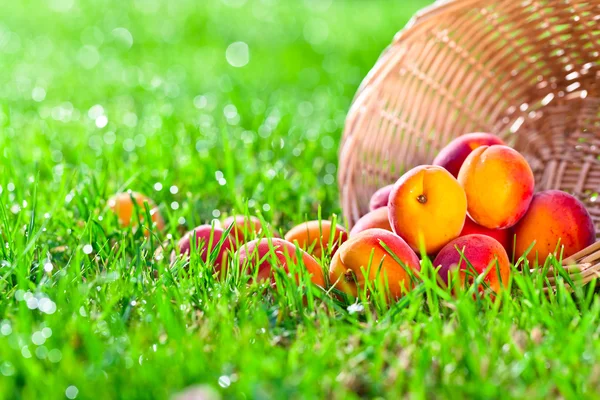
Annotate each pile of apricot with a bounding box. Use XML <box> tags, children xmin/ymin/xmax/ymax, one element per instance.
<box><xmin>105</xmin><ymin>133</ymin><xmax>596</xmax><ymax>301</ymax></box>
<box><xmin>352</xmin><ymin>133</ymin><xmax>595</xmax><ymax>297</ymax></box>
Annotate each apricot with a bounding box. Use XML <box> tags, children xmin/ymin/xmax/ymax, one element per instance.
<box><xmin>513</xmin><ymin>190</ymin><xmax>596</xmax><ymax>265</ymax></box>
<box><xmin>433</xmin><ymin>234</ymin><xmax>510</xmax><ymax>294</ymax></box>
<box><xmin>235</xmin><ymin>238</ymin><xmax>325</xmax><ymax>287</ymax></box>
<box><xmin>433</xmin><ymin>133</ymin><xmax>505</xmax><ymax>177</ymax></box>
<box><xmin>329</xmin><ymin>228</ymin><xmax>420</xmax><ymax>299</ymax></box>
<box><xmin>284</xmin><ymin>220</ymin><xmax>348</xmax><ymax>258</ymax></box>
<box><xmin>172</xmin><ymin>225</ymin><xmax>236</xmax><ymax>275</ymax></box>
<box><xmin>223</xmin><ymin>215</ymin><xmax>265</xmax><ymax>244</ymax></box>
<box><xmin>388</xmin><ymin>165</ymin><xmax>467</xmax><ymax>254</ymax></box>
<box><xmin>350</xmin><ymin>207</ymin><xmax>392</xmax><ymax>236</ymax></box>
<box><xmin>369</xmin><ymin>184</ymin><xmax>394</xmax><ymax>211</ymax></box>
<box><xmin>460</xmin><ymin>216</ymin><xmax>512</xmax><ymax>254</ymax></box>
<box><xmin>458</xmin><ymin>145</ymin><xmax>534</xmax><ymax>229</ymax></box>
<box><xmin>108</xmin><ymin>191</ymin><xmax>164</xmax><ymax>232</ymax></box>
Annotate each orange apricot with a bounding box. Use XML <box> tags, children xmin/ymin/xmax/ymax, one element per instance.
<box><xmin>350</xmin><ymin>207</ymin><xmax>392</xmax><ymax>236</ymax></box>
<box><xmin>513</xmin><ymin>190</ymin><xmax>596</xmax><ymax>265</ymax></box>
<box><xmin>433</xmin><ymin>234</ymin><xmax>510</xmax><ymax>294</ymax></box>
<box><xmin>284</xmin><ymin>220</ymin><xmax>348</xmax><ymax>258</ymax></box>
<box><xmin>388</xmin><ymin>165</ymin><xmax>467</xmax><ymax>254</ymax></box>
<box><xmin>369</xmin><ymin>184</ymin><xmax>394</xmax><ymax>211</ymax></box>
<box><xmin>460</xmin><ymin>216</ymin><xmax>512</xmax><ymax>254</ymax></box>
<box><xmin>172</xmin><ymin>225</ymin><xmax>236</xmax><ymax>275</ymax></box>
<box><xmin>329</xmin><ymin>228</ymin><xmax>420</xmax><ymax>299</ymax></box>
<box><xmin>108</xmin><ymin>191</ymin><xmax>164</xmax><ymax>232</ymax></box>
<box><xmin>458</xmin><ymin>145</ymin><xmax>534</xmax><ymax>229</ymax></box>
<box><xmin>433</xmin><ymin>133</ymin><xmax>505</xmax><ymax>178</ymax></box>
<box><xmin>235</xmin><ymin>238</ymin><xmax>325</xmax><ymax>287</ymax></box>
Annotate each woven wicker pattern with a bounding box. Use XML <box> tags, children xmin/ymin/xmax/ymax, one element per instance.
<box><xmin>339</xmin><ymin>0</ymin><xmax>600</xmax><ymax>281</ymax></box>
<box><xmin>340</xmin><ymin>0</ymin><xmax>599</xmax><ymax>231</ymax></box>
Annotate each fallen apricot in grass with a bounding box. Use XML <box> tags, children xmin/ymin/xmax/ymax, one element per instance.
<box><xmin>223</xmin><ymin>215</ymin><xmax>270</xmax><ymax>244</ymax></box>
<box><xmin>458</xmin><ymin>145</ymin><xmax>534</xmax><ymax>229</ymax></box>
<box><xmin>108</xmin><ymin>191</ymin><xmax>164</xmax><ymax>232</ymax></box>
<box><xmin>329</xmin><ymin>228</ymin><xmax>420</xmax><ymax>299</ymax></box>
<box><xmin>235</xmin><ymin>238</ymin><xmax>325</xmax><ymax>287</ymax></box>
<box><xmin>513</xmin><ymin>190</ymin><xmax>596</xmax><ymax>265</ymax></box>
<box><xmin>172</xmin><ymin>225</ymin><xmax>236</xmax><ymax>275</ymax></box>
<box><xmin>388</xmin><ymin>165</ymin><xmax>467</xmax><ymax>254</ymax></box>
<box><xmin>369</xmin><ymin>184</ymin><xmax>394</xmax><ymax>211</ymax></box>
<box><xmin>350</xmin><ymin>207</ymin><xmax>392</xmax><ymax>236</ymax></box>
<box><xmin>433</xmin><ymin>234</ymin><xmax>510</xmax><ymax>294</ymax></box>
<box><xmin>284</xmin><ymin>220</ymin><xmax>348</xmax><ymax>258</ymax></box>
<box><xmin>433</xmin><ymin>133</ymin><xmax>505</xmax><ymax>178</ymax></box>
<box><xmin>460</xmin><ymin>216</ymin><xmax>512</xmax><ymax>254</ymax></box>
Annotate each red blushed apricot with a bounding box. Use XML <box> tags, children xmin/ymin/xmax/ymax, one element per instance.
<box><xmin>172</xmin><ymin>225</ymin><xmax>236</xmax><ymax>276</ymax></box>
<box><xmin>369</xmin><ymin>184</ymin><xmax>394</xmax><ymax>211</ymax></box>
<box><xmin>433</xmin><ymin>133</ymin><xmax>505</xmax><ymax>178</ymax></box>
<box><xmin>389</xmin><ymin>165</ymin><xmax>467</xmax><ymax>254</ymax></box>
<box><xmin>284</xmin><ymin>221</ymin><xmax>348</xmax><ymax>259</ymax></box>
<box><xmin>458</xmin><ymin>145</ymin><xmax>534</xmax><ymax>229</ymax></box>
<box><xmin>235</xmin><ymin>238</ymin><xmax>325</xmax><ymax>287</ymax></box>
<box><xmin>223</xmin><ymin>215</ymin><xmax>264</xmax><ymax>244</ymax></box>
<box><xmin>433</xmin><ymin>234</ymin><xmax>510</xmax><ymax>294</ymax></box>
<box><xmin>350</xmin><ymin>207</ymin><xmax>392</xmax><ymax>236</ymax></box>
<box><xmin>329</xmin><ymin>228</ymin><xmax>420</xmax><ymax>299</ymax></box>
<box><xmin>460</xmin><ymin>216</ymin><xmax>512</xmax><ymax>254</ymax></box>
<box><xmin>108</xmin><ymin>191</ymin><xmax>165</xmax><ymax>232</ymax></box>
<box><xmin>514</xmin><ymin>190</ymin><xmax>596</xmax><ymax>265</ymax></box>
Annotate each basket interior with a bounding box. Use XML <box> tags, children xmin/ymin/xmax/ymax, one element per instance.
<box><xmin>340</xmin><ymin>0</ymin><xmax>600</xmax><ymax>237</ymax></box>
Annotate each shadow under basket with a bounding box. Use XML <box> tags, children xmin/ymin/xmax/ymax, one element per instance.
<box><xmin>339</xmin><ymin>0</ymin><xmax>600</xmax><ymax>290</ymax></box>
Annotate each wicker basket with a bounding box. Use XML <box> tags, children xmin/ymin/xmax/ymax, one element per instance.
<box><xmin>339</xmin><ymin>0</ymin><xmax>600</xmax><ymax>286</ymax></box>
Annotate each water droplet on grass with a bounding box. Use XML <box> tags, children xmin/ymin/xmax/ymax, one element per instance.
<box><xmin>65</xmin><ymin>385</ymin><xmax>79</xmax><ymax>399</ymax></box>
<box><xmin>48</xmin><ymin>349</ymin><xmax>62</xmax><ymax>363</ymax></box>
<box><xmin>83</xmin><ymin>245</ymin><xmax>93</xmax><ymax>255</ymax></box>
<box><xmin>218</xmin><ymin>375</ymin><xmax>231</xmax><ymax>388</ymax></box>
<box><xmin>226</xmin><ymin>42</ymin><xmax>249</xmax><ymax>68</ymax></box>
<box><xmin>32</xmin><ymin>87</ymin><xmax>46</xmax><ymax>102</ymax></box>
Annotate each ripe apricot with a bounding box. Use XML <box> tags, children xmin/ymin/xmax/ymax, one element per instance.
<box><xmin>369</xmin><ymin>184</ymin><xmax>394</xmax><ymax>211</ymax></box>
<box><xmin>284</xmin><ymin>220</ymin><xmax>348</xmax><ymax>258</ymax></box>
<box><xmin>172</xmin><ymin>225</ymin><xmax>236</xmax><ymax>275</ymax></box>
<box><xmin>460</xmin><ymin>216</ymin><xmax>512</xmax><ymax>254</ymax></box>
<box><xmin>223</xmin><ymin>215</ymin><xmax>266</xmax><ymax>244</ymax></box>
<box><xmin>458</xmin><ymin>145</ymin><xmax>534</xmax><ymax>229</ymax></box>
<box><xmin>108</xmin><ymin>191</ymin><xmax>164</xmax><ymax>232</ymax></box>
<box><xmin>329</xmin><ymin>228</ymin><xmax>420</xmax><ymax>299</ymax></box>
<box><xmin>388</xmin><ymin>165</ymin><xmax>467</xmax><ymax>254</ymax></box>
<box><xmin>235</xmin><ymin>238</ymin><xmax>325</xmax><ymax>287</ymax></box>
<box><xmin>433</xmin><ymin>234</ymin><xmax>510</xmax><ymax>294</ymax></box>
<box><xmin>350</xmin><ymin>207</ymin><xmax>392</xmax><ymax>236</ymax></box>
<box><xmin>433</xmin><ymin>133</ymin><xmax>505</xmax><ymax>177</ymax></box>
<box><xmin>513</xmin><ymin>190</ymin><xmax>596</xmax><ymax>265</ymax></box>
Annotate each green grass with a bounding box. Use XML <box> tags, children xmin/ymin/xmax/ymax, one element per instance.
<box><xmin>1</xmin><ymin>0</ymin><xmax>600</xmax><ymax>399</ymax></box>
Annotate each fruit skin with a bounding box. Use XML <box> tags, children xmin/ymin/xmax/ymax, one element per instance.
<box><xmin>433</xmin><ymin>234</ymin><xmax>510</xmax><ymax>294</ymax></box>
<box><xmin>513</xmin><ymin>190</ymin><xmax>596</xmax><ymax>265</ymax></box>
<box><xmin>329</xmin><ymin>228</ymin><xmax>420</xmax><ymax>299</ymax></box>
<box><xmin>388</xmin><ymin>165</ymin><xmax>467</xmax><ymax>254</ymax></box>
<box><xmin>172</xmin><ymin>225</ymin><xmax>237</xmax><ymax>275</ymax></box>
<box><xmin>458</xmin><ymin>145</ymin><xmax>534</xmax><ymax>229</ymax></box>
<box><xmin>235</xmin><ymin>238</ymin><xmax>325</xmax><ymax>287</ymax></box>
<box><xmin>369</xmin><ymin>184</ymin><xmax>394</xmax><ymax>211</ymax></box>
<box><xmin>108</xmin><ymin>191</ymin><xmax>164</xmax><ymax>231</ymax></box>
<box><xmin>460</xmin><ymin>216</ymin><xmax>512</xmax><ymax>255</ymax></box>
<box><xmin>433</xmin><ymin>133</ymin><xmax>505</xmax><ymax>178</ymax></box>
<box><xmin>284</xmin><ymin>221</ymin><xmax>348</xmax><ymax>258</ymax></box>
<box><xmin>350</xmin><ymin>207</ymin><xmax>392</xmax><ymax>236</ymax></box>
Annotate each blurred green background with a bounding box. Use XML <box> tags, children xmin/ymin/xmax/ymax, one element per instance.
<box><xmin>0</xmin><ymin>0</ymin><xmax>431</xmax><ymax>226</ymax></box>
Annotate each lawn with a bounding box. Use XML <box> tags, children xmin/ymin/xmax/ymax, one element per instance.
<box><xmin>1</xmin><ymin>0</ymin><xmax>599</xmax><ymax>399</ymax></box>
